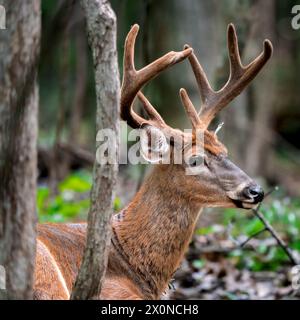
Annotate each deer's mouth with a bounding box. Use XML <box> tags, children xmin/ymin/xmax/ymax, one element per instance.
<box><xmin>231</xmin><ymin>199</ymin><xmax>260</xmax><ymax>209</ymax></box>
<box><xmin>226</xmin><ymin>183</ymin><xmax>264</xmax><ymax>209</ymax></box>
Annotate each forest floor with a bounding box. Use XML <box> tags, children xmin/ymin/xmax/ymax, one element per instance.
<box><xmin>169</xmin><ymin>234</ymin><xmax>300</xmax><ymax>300</ymax></box>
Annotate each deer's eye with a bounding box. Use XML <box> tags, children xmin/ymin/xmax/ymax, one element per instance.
<box><xmin>188</xmin><ymin>155</ymin><xmax>204</xmax><ymax>167</ymax></box>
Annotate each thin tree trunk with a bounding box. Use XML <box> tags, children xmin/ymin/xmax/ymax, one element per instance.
<box><xmin>50</xmin><ymin>30</ymin><xmax>70</xmax><ymax>195</ymax></box>
<box><xmin>0</xmin><ymin>0</ymin><xmax>41</xmax><ymax>299</ymax></box>
<box><xmin>71</xmin><ymin>0</ymin><xmax>119</xmax><ymax>300</ymax></box>
<box><xmin>69</xmin><ymin>14</ymin><xmax>88</xmax><ymax>145</ymax></box>
<box><xmin>49</xmin><ymin>1</ymin><xmax>76</xmax><ymax>193</ymax></box>
<box><xmin>245</xmin><ymin>0</ymin><xmax>276</xmax><ymax>176</ymax></box>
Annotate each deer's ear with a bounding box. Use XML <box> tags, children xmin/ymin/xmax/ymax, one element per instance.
<box><xmin>140</xmin><ymin>124</ymin><xmax>169</xmax><ymax>163</ymax></box>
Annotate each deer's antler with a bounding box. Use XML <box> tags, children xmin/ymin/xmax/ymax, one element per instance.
<box><xmin>180</xmin><ymin>23</ymin><xmax>273</xmax><ymax>130</ymax></box>
<box><xmin>120</xmin><ymin>24</ymin><xmax>193</xmax><ymax>134</ymax></box>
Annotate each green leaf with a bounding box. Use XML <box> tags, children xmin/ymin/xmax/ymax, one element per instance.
<box><xmin>196</xmin><ymin>225</ymin><xmax>223</xmax><ymax>235</ymax></box>
<box><xmin>243</xmin><ymin>218</ymin><xmax>264</xmax><ymax>236</ymax></box>
<box><xmin>37</xmin><ymin>186</ymin><xmax>50</xmax><ymax>215</ymax></box>
<box><xmin>59</xmin><ymin>171</ymin><xmax>91</xmax><ymax>193</ymax></box>
<box><xmin>192</xmin><ymin>259</ymin><xmax>205</xmax><ymax>269</ymax></box>
<box><xmin>291</xmin><ymin>240</ymin><xmax>300</xmax><ymax>251</ymax></box>
<box><xmin>114</xmin><ymin>197</ymin><xmax>122</xmax><ymax>211</ymax></box>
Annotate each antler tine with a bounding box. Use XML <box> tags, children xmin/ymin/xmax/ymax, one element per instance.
<box><xmin>121</xmin><ymin>24</ymin><xmax>193</xmax><ymax>129</ymax></box>
<box><xmin>123</xmin><ymin>23</ymin><xmax>138</xmax><ymax>73</ymax></box>
<box><xmin>182</xmin><ymin>44</ymin><xmax>216</xmax><ymax>128</ymax></box>
<box><xmin>183</xmin><ymin>44</ymin><xmax>214</xmax><ymax>105</ymax></box>
<box><xmin>121</xmin><ymin>25</ymin><xmax>145</xmax><ymax>128</ymax></box>
<box><xmin>179</xmin><ymin>88</ymin><xmax>202</xmax><ymax>129</ymax></box>
<box><xmin>137</xmin><ymin>91</ymin><xmax>187</xmax><ymax>143</ymax></box>
<box><xmin>227</xmin><ymin>23</ymin><xmax>273</xmax><ymax>77</ymax></box>
<box><xmin>137</xmin><ymin>91</ymin><xmax>165</xmax><ymax>125</ymax></box>
<box><xmin>227</xmin><ymin>23</ymin><xmax>243</xmax><ymax>77</ymax></box>
<box><xmin>184</xmin><ymin>23</ymin><xmax>273</xmax><ymax>130</ymax></box>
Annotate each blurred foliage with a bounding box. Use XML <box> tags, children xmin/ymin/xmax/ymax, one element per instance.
<box><xmin>37</xmin><ymin>170</ymin><xmax>122</xmax><ymax>223</ymax></box>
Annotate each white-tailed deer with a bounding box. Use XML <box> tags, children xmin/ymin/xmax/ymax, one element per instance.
<box><xmin>34</xmin><ymin>24</ymin><xmax>273</xmax><ymax>299</ymax></box>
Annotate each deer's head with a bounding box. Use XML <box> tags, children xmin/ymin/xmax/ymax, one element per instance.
<box><xmin>121</xmin><ymin>24</ymin><xmax>273</xmax><ymax>209</ymax></box>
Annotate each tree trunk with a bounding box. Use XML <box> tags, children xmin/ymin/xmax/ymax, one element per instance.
<box><xmin>71</xmin><ymin>0</ymin><xmax>119</xmax><ymax>300</ymax></box>
<box><xmin>50</xmin><ymin>28</ymin><xmax>70</xmax><ymax>196</ymax></box>
<box><xmin>0</xmin><ymin>0</ymin><xmax>41</xmax><ymax>299</ymax></box>
<box><xmin>69</xmin><ymin>10</ymin><xmax>88</xmax><ymax>145</ymax></box>
<box><xmin>245</xmin><ymin>0</ymin><xmax>276</xmax><ymax>177</ymax></box>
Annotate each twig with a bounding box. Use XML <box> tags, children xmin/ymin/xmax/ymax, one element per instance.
<box><xmin>192</xmin><ymin>238</ymin><xmax>278</xmax><ymax>254</ymax></box>
<box><xmin>251</xmin><ymin>207</ymin><xmax>298</xmax><ymax>265</ymax></box>
<box><xmin>239</xmin><ymin>227</ymin><xmax>267</xmax><ymax>248</ymax></box>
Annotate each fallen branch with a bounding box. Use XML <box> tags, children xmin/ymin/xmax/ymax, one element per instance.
<box><xmin>58</xmin><ymin>143</ymin><xmax>94</xmax><ymax>166</ymax></box>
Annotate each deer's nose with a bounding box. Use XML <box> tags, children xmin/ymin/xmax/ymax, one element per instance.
<box><xmin>243</xmin><ymin>185</ymin><xmax>264</xmax><ymax>203</ymax></box>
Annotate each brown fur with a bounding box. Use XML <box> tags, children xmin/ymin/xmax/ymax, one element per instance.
<box><xmin>33</xmin><ymin>22</ymin><xmax>269</xmax><ymax>299</ymax></box>
<box><xmin>33</xmin><ymin>132</ymin><xmax>238</xmax><ymax>300</ymax></box>
<box><xmin>202</xmin><ymin>131</ymin><xmax>227</xmax><ymax>156</ymax></box>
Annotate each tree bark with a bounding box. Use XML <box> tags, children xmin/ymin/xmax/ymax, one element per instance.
<box><xmin>71</xmin><ymin>0</ymin><xmax>119</xmax><ymax>300</ymax></box>
<box><xmin>0</xmin><ymin>0</ymin><xmax>41</xmax><ymax>299</ymax></box>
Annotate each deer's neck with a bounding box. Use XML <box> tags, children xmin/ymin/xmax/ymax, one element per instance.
<box><xmin>112</xmin><ymin>165</ymin><xmax>202</xmax><ymax>298</ymax></box>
